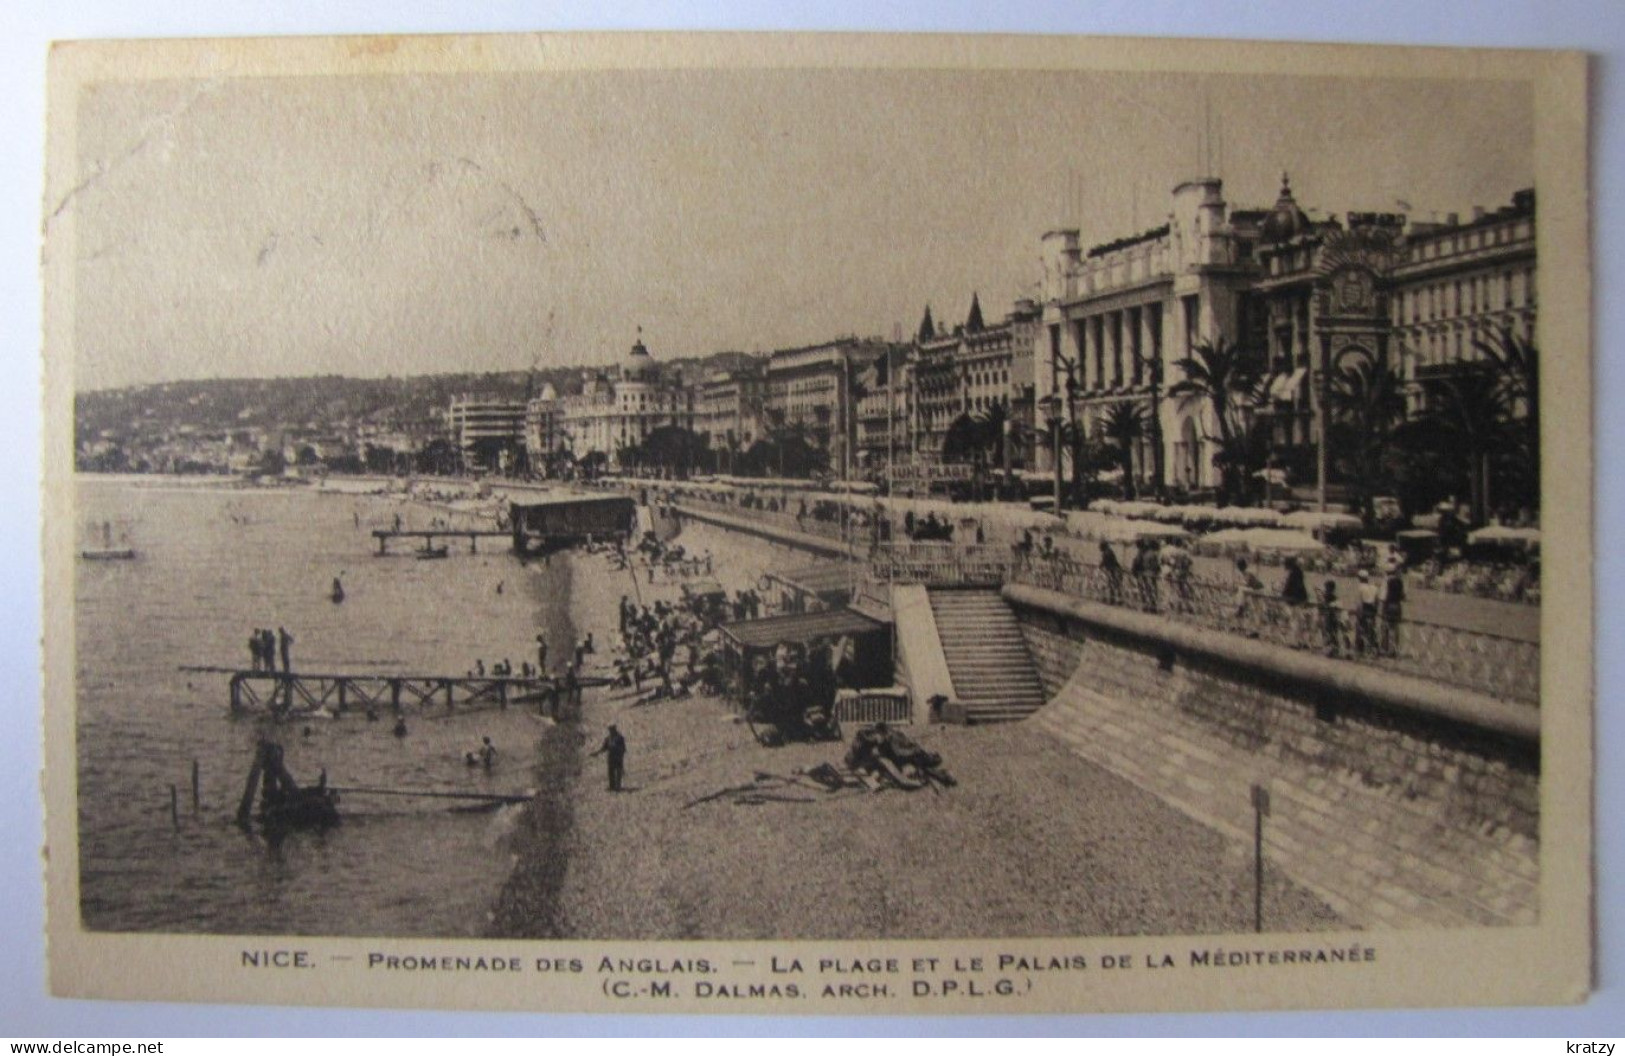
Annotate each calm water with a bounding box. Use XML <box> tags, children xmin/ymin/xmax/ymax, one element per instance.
<box><xmin>75</xmin><ymin>477</ymin><xmax>572</xmax><ymax>936</ymax></box>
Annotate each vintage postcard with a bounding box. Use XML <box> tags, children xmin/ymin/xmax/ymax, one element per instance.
<box><xmin>41</xmin><ymin>33</ymin><xmax>1591</xmax><ymax>1014</ymax></box>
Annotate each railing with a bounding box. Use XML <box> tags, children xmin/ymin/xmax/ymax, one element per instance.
<box><xmin>1009</xmin><ymin>552</ymin><xmax>1540</xmax><ymax>706</ymax></box>
<box><xmin>630</xmin><ymin>486</ymin><xmax>1541</xmax><ymax>706</ymax></box>
<box><xmin>870</xmin><ymin>542</ymin><xmax>1012</xmax><ymax>587</ymax></box>
<box><xmin>834</xmin><ymin>687</ymin><xmax>912</xmax><ymax>726</ymax></box>
<box><xmin>667</xmin><ymin>488</ymin><xmax>881</xmax><ymax>550</ymax></box>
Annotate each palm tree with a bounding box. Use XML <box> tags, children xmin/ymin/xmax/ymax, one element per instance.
<box><xmin>1053</xmin><ymin>418</ymin><xmax>1107</xmax><ymax>507</ymax></box>
<box><xmin>1327</xmin><ymin>346</ymin><xmax>1406</xmax><ymax>519</ymax></box>
<box><xmin>1473</xmin><ymin>328</ymin><xmax>1539</xmax><ymax>496</ymax></box>
<box><xmin>974</xmin><ymin>400</ymin><xmax>1012</xmax><ymax>493</ymax></box>
<box><xmin>1168</xmin><ymin>337</ymin><xmax>1264</xmax><ymax>504</ymax></box>
<box><xmin>1098</xmin><ymin>401</ymin><xmax>1148</xmax><ymax>499</ymax></box>
<box><xmin>1400</xmin><ymin>367</ymin><xmax>1514</xmax><ymax>524</ymax></box>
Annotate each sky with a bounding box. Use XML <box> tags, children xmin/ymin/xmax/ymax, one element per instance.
<box><xmin>62</xmin><ymin>64</ymin><xmax>1533</xmax><ymax>391</ymax></box>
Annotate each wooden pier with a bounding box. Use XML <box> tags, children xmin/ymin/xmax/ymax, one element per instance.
<box><xmin>227</xmin><ymin>669</ymin><xmax>555</xmax><ymax>717</ymax></box>
<box><xmin>371</xmin><ymin>528</ymin><xmax>511</xmax><ymax>555</ymax></box>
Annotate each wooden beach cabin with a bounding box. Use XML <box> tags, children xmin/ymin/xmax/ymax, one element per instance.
<box><xmin>509</xmin><ymin>494</ymin><xmax>638</xmax><ymax>556</ymax></box>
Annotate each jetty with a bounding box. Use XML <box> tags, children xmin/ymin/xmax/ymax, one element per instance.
<box><xmin>371</xmin><ymin>528</ymin><xmax>509</xmax><ymax>555</ymax></box>
<box><xmin>201</xmin><ymin>668</ymin><xmax>556</xmax><ymax>717</ymax></box>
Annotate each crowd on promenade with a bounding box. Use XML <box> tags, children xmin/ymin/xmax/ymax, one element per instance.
<box><xmin>623</xmin><ymin>478</ymin><xmax>1537</xmax><ymax>702</ymax></box>
<box><xmin>1014</xmin><ymin>534</ymin><xmax>1411</xmax><ymax>660</ymax></box>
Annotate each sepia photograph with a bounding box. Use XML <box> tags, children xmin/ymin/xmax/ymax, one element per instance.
<box><xmin>38</xmin><ymin>31</ymin><xmax>1592</xmax><ymax>1015</ymax></box>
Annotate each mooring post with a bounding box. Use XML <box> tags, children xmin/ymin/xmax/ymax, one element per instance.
<box><xmin>377</xmin><ymin>534</ymin><xmax>386</xmax><ymax>555</ymax></box>
<box><xmin>191</xmin><ymin>759</ymin><xmax>200</xmax><ymax>811</ymax></box>
<box><xmin>470</xmin><ymin>534</ymin><xmax>477</xmax><ymax>553</ymax></box>
<box><xmin>170</xmin><ymin>784</ymin><xmax>179</xmax><ymax>829</ymax></box>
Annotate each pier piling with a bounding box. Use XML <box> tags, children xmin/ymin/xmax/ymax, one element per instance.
<box><xmin>191</xmin><ymin>759</ymin><xmax>200</xmax><ymax>811</ymax></box>
<box><xmin>170</xmin><ymin>785</ymin><xmax>179</xmax><ymax>829</ymax></box>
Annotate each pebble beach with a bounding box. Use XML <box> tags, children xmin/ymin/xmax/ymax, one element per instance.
<box><xmin>489</xmin><ymin>518</ymin><xmax>1344</xmax><ymax>940</ymax></box>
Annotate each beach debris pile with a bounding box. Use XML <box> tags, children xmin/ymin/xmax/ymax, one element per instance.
<box><xmin>843</xmin><ymin>723</ymin><xmax>956</xmax><ymax>791</ymax></box>
<box><xmin>681</xmin><ymin>768</ymin><xmax>859</xmax><ymax>809</ymax></box>
<box><xmin>681</xmin><ymin>725</ymin><xmax>956</xmax><ymax>809</ymax></box>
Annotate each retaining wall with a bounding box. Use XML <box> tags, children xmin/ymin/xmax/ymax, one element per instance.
<box><xmin>1006</xmin><ymin>583</ymin><xmax>1540</xmax><ymax>929</ymax></box>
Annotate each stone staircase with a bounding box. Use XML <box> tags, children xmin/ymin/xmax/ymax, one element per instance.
<box><xmin>927</xmin><ymin>587</ymin><xmax>1047</xmax><ymax>723</ymax></box>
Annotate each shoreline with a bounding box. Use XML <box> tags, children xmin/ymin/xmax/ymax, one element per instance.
<box><xmin>487</xmin><ymin>549</ymin><xmax>584</xmax><ymax>939</ymax></box>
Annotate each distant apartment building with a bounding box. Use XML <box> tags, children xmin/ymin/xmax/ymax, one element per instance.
<box><xmin>911</xmin><ymin>295</ymin><xmax>1040</xmax><ymax>467</ymax></box>
<box><xmin>854</xmin><ymin>343</ymin><xmax>913</xmax><ymax>473</ymax></box>
<box><xmin>1389</xmin><ymin>189</ymin><xmax>1537</xmax><ymax>401</ymax></box>
<box><xmin>448</xmin><ymin>395</ymin><xmax>526</xmax><ymax>473</ymax></box>
<box><xmin>765</xmin><ymin>336</ymin><xmax>890</xmax><ymax>476</ymax></box>
<box><xmin>694</xmin><ymin>364</ymin><xmax>766</xmax><ymax>472</ymax></box>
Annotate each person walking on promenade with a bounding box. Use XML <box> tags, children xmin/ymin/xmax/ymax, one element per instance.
<box><xmin>1099</xmin><ymin>541</ymin><xmax>1124</xmax><ymax>606</ymax></box>
<box><xmin>1131</xmin><ymin>540</ymin><xmax>1161</xmax><ymax>612</ymax></box>
<box><xmin>1280</xmin><ymin>557</ymin><xmax>1310</xmax><ymax>647</ymax></box>
<box><xmin>1319</xmin><ymin>578</ymin><xmax>1344</xmax><ymax>656</ymax></box>
<box><xmin>590</xmin><ymin>725</ymin><xmax>627</xmax><ymax>791</ymax></box>
<box><xmin>1381</xmin><ymin>560</ymin><xmax>1406</xmax><ymax>657</ymax></box>
<box><xmin>278</xmin><ymin>626</ymin><xmax>294</xmax><ymax>673</ymax></box>
<box><xmin>1234</xmin><ymin>558</ymin><xmax>1265</xmax><ymax>635</ymax></box>
<box><xmin>536</xmin><ymin>634</ymin><xmax>549</xmax><ymax>673</ymax></box>
<box><xmin>1354</xmin><ymin>570</ymin><xmax>1380</xmax><ymax>656</ymax></box>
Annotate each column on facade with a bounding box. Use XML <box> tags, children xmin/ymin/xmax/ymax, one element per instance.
<box><xmin>1128</xmin><ymin>306</ymin><xmax>1144</xmax><ymax>388</ymax></box>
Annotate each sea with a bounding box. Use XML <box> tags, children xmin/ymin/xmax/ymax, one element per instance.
<box><xmin>73</xmin><ymin>476</ymin><xmax>573</xmax><ymax>937</ymax></box>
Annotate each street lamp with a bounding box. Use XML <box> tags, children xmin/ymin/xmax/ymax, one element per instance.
<box><xmin>1129</xmin><ymin>349</ymin><xmax>1165</xmax><ymax>499</ymax></box>
<box><xmin>1040</xmin><ymin>391</ymin><xmax>1063</xmax><ymax>513</ymax></box>
<box><xmin>1049</xmin><ymin>353</ymin><xmax>1083</xmax><ymax>510</ymax></box>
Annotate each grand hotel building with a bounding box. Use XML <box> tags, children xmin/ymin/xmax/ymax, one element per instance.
<box><xmin>1031</xmin><ymin>175</ymin><xmax>1536</xmax><ymax>500</ymax></box>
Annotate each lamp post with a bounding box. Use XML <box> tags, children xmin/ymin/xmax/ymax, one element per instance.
<box><xmin>1041</xmin><ymin>392</ymin><xmax>1063</xmax><ymax>513</ymax></box>
<box><xmin>1136</xmin><ymin>351</ymin><xmax>1165</xmax><ymax>499</ymax></box>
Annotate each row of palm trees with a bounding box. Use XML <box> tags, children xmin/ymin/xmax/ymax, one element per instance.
<box><xmin>935</xmin><ymin>329</ymin><xmax>1539</xmax><ymax>521</ymax></box>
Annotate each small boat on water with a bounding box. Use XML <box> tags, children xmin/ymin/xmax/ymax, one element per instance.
<box><xmin>417</xmin><ymin>545</ymin><xmax>450</xmax><ymax>560</ymax></box>
<box><xmin>237</xmin><ymin>741</ymin><xmax>340</xmax><ymax>831</ymax></box>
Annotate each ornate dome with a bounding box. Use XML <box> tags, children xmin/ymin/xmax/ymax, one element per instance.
<box><xmin>1261</xmin><ymin>173</ymin><xmax>1312</xmax><ymax>244</ymax></box>
<box><xmin>619</xmin><ymin>332</ymin><xmax>655</xmax><ymax>382</ymax></box>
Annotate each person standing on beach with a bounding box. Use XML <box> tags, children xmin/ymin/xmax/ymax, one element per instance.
<box><xmin>590</xmin><ymin>725</ymin><xmax>627</xmax><ymax>791</ymax></box>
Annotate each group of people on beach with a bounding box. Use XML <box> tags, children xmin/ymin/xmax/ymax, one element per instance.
<box><xmin>615</xmin><ymin>595</ymin><xmax>709</xmax><ymax>702</ymax></box>
<box><xmin>247</xmin><ymin>626</ymin><xmax>294</xmax><ymax>673</ymax></box>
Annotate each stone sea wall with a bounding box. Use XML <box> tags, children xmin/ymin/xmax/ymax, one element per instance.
<box><xmin>1006</xmin><ymin>583</ymin><xmax>1540</xmax><ymax>929</ymax></box>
